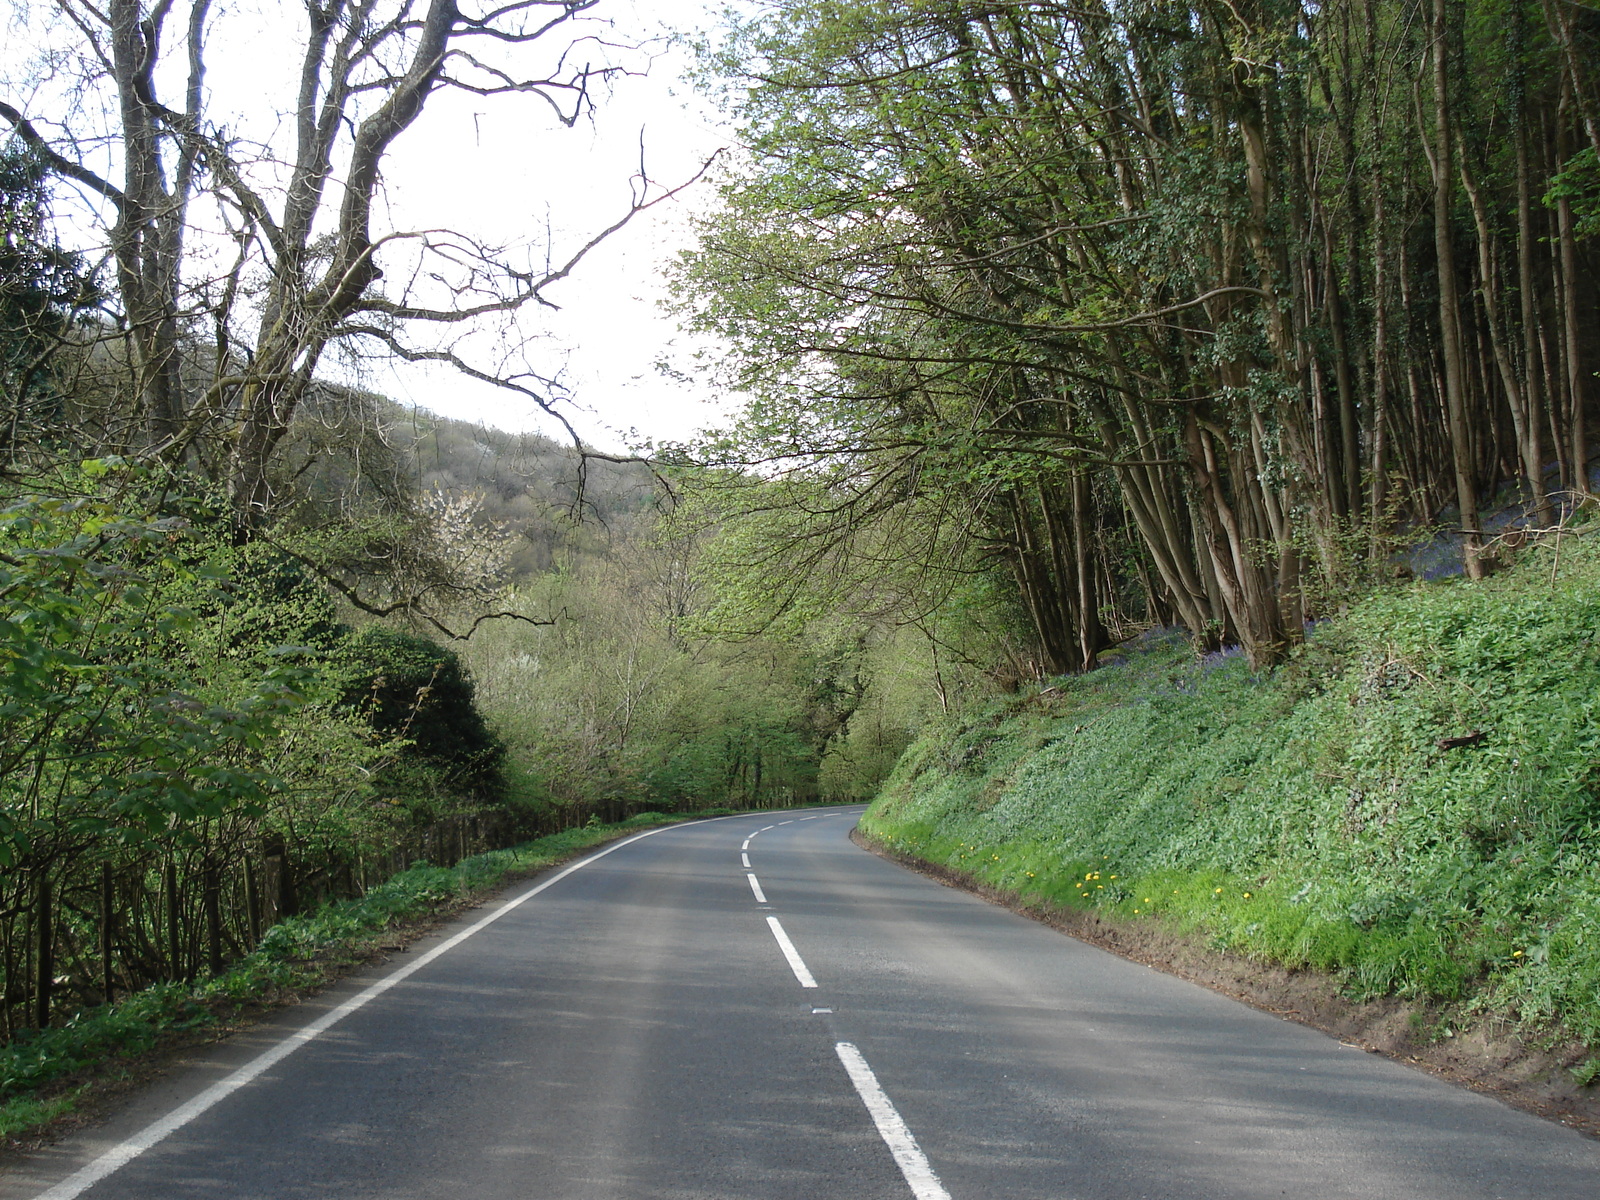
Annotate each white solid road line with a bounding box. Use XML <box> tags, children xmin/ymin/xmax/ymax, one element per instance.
<box><xmin>765</xmin><ymin>915</ymin><xmax>819</xmax><ymax>988</ymax></box>
<box><xmin>834</xmin><ymin>1042</ymin><xmax>953</xmax><ymax>1200</ymax></box>
<box><xmin>29</xmin><ymin>819</ymin><xmax>726</xmax><ymax>1200</ymax></box>
<box><xmin>748</xmin><ymin>873</ymin><xmax>768</xmax><ymax>903</ymax></box>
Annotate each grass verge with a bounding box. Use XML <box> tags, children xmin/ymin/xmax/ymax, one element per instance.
<box><xmin>0</xmin><ymin>809</ymin><xmax>730</xmax><ymax>1144</ymax></box>
<box><xmin>861</xmin><ymin>527</ymin><xmax>1600</xmax><ymax>1097</ymax></box>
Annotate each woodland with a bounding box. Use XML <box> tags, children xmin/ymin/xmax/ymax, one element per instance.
<box><xmin>671</xmin><ymin>0</ymin><xmax>1599</xmax><ymax>678</ymax></box>
<box><xmin>0</xmin><ymin>0</ymin><xmax>1596</xmax><ymax>1096</ymax></box>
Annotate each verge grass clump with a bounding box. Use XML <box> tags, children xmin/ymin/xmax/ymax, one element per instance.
<box><xmin>0</xmin><ymin>809</ymin><xmax>725</xmax><ymax>1139</ymax></box>
<box><xmin>861</xmin><ymin>529</ymin><xmax>1600</xmax><ymax>1051</ymax></box>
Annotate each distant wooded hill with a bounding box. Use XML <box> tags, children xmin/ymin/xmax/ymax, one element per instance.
<box><xmin>281</xmin><ymin>386</ymin><xmax>661</xmax><ymax>577</ymax></box>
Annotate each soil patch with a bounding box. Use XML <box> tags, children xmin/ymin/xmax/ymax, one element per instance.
<box><xmin>852</xmin><ymin>827</ymin><xmax>1600</xmax><ymax>1139</ymax></box>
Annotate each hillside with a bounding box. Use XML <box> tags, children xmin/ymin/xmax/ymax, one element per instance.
<box><xmin>281</xmin><ymin>389</ymin><xmax>660</xmax><ymax>577</ymax></box>
<box><xmin>858</xmin><ymin>521</ymin><xmax>1600</xmax><ymax>1114</ymax></box>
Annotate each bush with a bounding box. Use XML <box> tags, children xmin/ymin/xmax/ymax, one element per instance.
<box><xmin>339</xmin><ymin>626</ymin><xmax>508</xmax><ymax>803</ymax></box>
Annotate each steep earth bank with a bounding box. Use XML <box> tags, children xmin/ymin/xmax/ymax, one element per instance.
<box><xmin>859</xmin><ymin>527</ymin><xmax>1600</xmax><ymax>1132</ymax></box>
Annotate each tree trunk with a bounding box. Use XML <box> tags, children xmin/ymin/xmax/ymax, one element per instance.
<box><xmin>1459</xmin><ymin>153</ymin><xmax>1541</xmax><ymax>516</ymax></box>
<box><xmin>1430</xmin><ymin>0</ymin><xmax>1485</xmax><ymax>577</ymax></box>
<box><xmin>1513</xmin><ymin>17</ymin><xmax>1553</xmax><ymax>526</ymax></box>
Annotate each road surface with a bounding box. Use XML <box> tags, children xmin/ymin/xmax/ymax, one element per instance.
<box><xmin>3</xmin><ymin>806</ymin><xmax>1597</xmax><ymax>1199</ymax></box>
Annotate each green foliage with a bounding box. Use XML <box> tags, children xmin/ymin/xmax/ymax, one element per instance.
<box><xmin>464</xmin><ymin>562</ymin><xmax>829</xmax><ymax>815</ymax></box>
<box><xmin>339</xmin><ymin>626</ymin><xmax>508</xmax><ymax>803</ymax></box>
<box><xmin>0</xmin><ymin>467</ymin><xmax>522</xmax><ymax>1042</ymax></box>
<box><xmin>0</xmin><ymin>475</ymin><xmax>317</xmax><ymax>866</ymax></box>
<box><xmin>1545</xmin><ymin>147</ymin><xmax>1600</xmax><ymax>240</ymax></box>
<box><xmin>862</xmin><ymin>532</ymin><xmax>1600</xmax><ymax>1046</ymax></box>
<box><xmin>0</xmin><ymin>1089</ymin><xmax>80</xmax><ymax>1138</ymax></box>
<box><xmin>0</xmin><ymin>142</ymin><xmax>101</xmax><ymax>442</ymax></box>
<box><xmin>454</xmin><ymin>510</ymin><xmax>948</xmax><ymax>817</ymax></box>
<box><xmin>676</xmin><ymin>0</ymin><xmax>1600</xmax><ymax>674</ymax></box>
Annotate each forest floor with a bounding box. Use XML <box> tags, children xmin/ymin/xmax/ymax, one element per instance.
<box><xmin>854</xmin><ymin>828</ymin><xmax>1600</xmax><ymax>1140</ymax></box>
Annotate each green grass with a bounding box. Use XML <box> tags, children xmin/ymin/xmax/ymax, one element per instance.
<box><xmin>0</xmin><ymin>1089</ymin><xmax>82</xmax><ymax>1139</ymax></box>
<box><xmin>862</xmin><ymin>526</ymin><xmax>1600</xmax><ymax>1057</ymax></box>
<box><xmin>0</xmin><ymin>809</ymin><xmax>731</xmax><ymax>1138</ymax></box>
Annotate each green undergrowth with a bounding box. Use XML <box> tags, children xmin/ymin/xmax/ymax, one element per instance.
<box><xmin>862</xmin><ymin>529</ymin><xmax>1600</xmax><ymax>1069</ymax></box>
<box><xmin>0</xmin><ymin>809</ymin><xmax>732</xmax><ymax>1139</ymax></box>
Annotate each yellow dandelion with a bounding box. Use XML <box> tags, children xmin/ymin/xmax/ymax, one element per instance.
<box><xmin>1214</xmin><ymin>887</ymin><xmax>1223</xmax><ymax>894</ymax></box>
<box><xmin>1513</xmin><ymin>950</ymin><xmax>1524</xmax><ymax>958</ymax></box>
<box><xmin>1243</xmin><ymin>892</ymin><xmax>1253</xmax><ymax>899</ymax></box>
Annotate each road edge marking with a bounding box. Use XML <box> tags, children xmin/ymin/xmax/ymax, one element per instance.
<box><xmin>30</xmin><ymin>817</ymin><xmax>728</xmax><ymax>1200</ymax></box>
<box><xmin>834</xmin><ymin>1042</ymin><xmax>952</xmax><ymax>1200</ymax></box>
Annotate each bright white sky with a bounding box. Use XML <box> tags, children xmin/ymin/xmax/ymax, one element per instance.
<box><xmin>7</xmin><ymin>0</ymin><xmax>745</xmax><ymax>453</ymax></box>
<box><xmin>372</xmin><ymin>0</ymin><xmax>742</xmax><ymax>452</ymax></box>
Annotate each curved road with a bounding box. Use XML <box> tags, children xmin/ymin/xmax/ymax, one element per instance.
<box><xmin>4</xmin><ymin>806</ymin><xmax>1598</xmax><ymax>1199</ymax></box>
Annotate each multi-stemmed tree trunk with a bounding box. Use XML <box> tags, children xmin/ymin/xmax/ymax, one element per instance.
<box><xmin>672</xmin><ymin>0</ymin><xmax>1597</xmax><ymax>674</ymax></box>
<box><xmin>1430</xmin><ymin>0</ymin><xmax>1486</xmax><ymax>578</ymax></box>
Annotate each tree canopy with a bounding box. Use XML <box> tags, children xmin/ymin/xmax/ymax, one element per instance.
<box><xmin>673</xmin><ymin>0</ymin><xmax>1599</xmax><ymax>671</ymax></box>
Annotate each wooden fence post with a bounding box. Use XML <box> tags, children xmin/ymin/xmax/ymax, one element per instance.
<box><xmin>203</xmin><ymin>858</ymin><xmax>222</xmax><ymax>977</ymax></box>
<box><xmin>275</xmin><ymin>846</ymin><xmax>298</xmax><ymax>919</ymax></box>
<box><xmin>244</xmin><ymin>856</ymin><xmax>261</xmax><ymax>944</ymax></box>
<box><xmin>34</xmin><ymin>873</ymin><xmax>52</xmax><ymax>1028</ymax></box>
<box><xmin>100</xmin><ymin>864</ymin><xmax>115</xmax><ymax>1006</ymax></box>
<box><xmin>164</xmin><ymin>859</ymin><xmax>182</xmax><ymax>981</ymax></box>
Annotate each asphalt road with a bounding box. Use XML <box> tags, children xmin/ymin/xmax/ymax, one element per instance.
<box><xmin>5</xmin><ymin>806</ymin><xmax>1599</xmax><ymax>1200</ymax></box>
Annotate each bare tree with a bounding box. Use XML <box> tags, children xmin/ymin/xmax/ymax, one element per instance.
<box><xmin>2</xmin><ymin>0</ymin><xmax>704</xmax><ymax>536</ymax></box>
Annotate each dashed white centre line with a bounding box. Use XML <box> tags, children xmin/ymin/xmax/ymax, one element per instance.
<box><xmin>835</xmin><ymin>1042</ymin><xmax>952</xmax><ymax>1200</ymax></box>
<box><xmin>746</xmin><ymin>810</ymin><xmax>945</xmax><ymax>1198</ymax></box>
<box><xmin>765</xmin><ymin>915</ymin><xmax>818</xmax><ymax>988</ymax></box>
